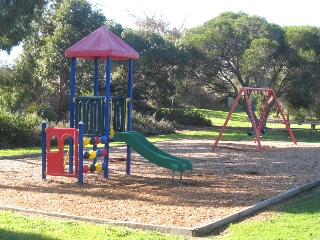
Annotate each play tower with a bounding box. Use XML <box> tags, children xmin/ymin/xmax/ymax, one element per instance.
<box><xmin>42</xmin><ymin>26</ymin><xmax>193</xmax><ymax>183</ymax></box>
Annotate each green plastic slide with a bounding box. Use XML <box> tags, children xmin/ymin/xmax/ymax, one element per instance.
<box><xmin>113</xmin><ymin>131</ymin><xmax>193</xmax><ymax>172</ymax></box>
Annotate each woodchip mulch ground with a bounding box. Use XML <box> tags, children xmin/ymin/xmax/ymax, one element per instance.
<box><xmin>0</xmin><ymin>138</ymin><xmax>319</xmax><ymax>228</ymax></box>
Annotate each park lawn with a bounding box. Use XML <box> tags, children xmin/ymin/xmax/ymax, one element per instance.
<box><xmin>0</xmin><ymin>147</ymin><xmax>43</xmax><ymax>156</ymax></box>
<box><xmin>213</xmin><ymin>188</ymin><xmax>320</xmax><ymax>239</ymax></box>
<box><xmin>0</xmin><ymin>211</ymin><xmax>184</xmax><ymax>240</ymax></box>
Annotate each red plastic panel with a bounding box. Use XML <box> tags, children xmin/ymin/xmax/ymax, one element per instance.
<box><xmin>46</xmin><ymin>128</ymin><xmax>78</xmax><ymax>177</ymax></box>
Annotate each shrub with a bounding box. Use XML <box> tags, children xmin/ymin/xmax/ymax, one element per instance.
<box><xmin>132</xmin><ymin>111</ymin><xmax>175</xmax><ymax>136</ymax></box>
<box><xmin>155</xmin><ymin>108</ymin><xmax>212</xmax><ymax>127</ymax></box>
<box><xmin>26</xmin><ymin>103</ymin><xmax>58</xmax><ymax>122</ymax></box>
<box><xmin>0</xmin><ymin>111</ymin><xmax>42</xmax><ymax>148</ymax></box>
<box><xmin>291</xmin><ymin>108</ymin><xmax>307</xmax><ymax>122</ymax></box>
<box><xmin>38</xmin><ymin>119</ymin><xmax>71</xmax><ymax>147</ymax></box>
<box><xmin>133</xmin><ymin>104</ymin><xmax>157</xmax><ymax>116</ymax></box>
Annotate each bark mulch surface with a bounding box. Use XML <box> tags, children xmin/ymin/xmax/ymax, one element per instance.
<box><xmin>0</xmin><ymin>138</ymin><xmax>319</xmax><ymax>228</ymax></box>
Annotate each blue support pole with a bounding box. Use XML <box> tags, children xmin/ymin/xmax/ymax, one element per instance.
<box><xmin>94</xmin><ymin>56</ymin><xmax>99</xmax><ymax>96</ymax></box>
<box><xmin>93</xmin><ymin>57</ymin><xmax>99</xmax><ymax>164</ymax></box>
<box><xmin>78</xmin><ymin>121</ymin><xmax>84</xmax><ymax>184</ymax></box>
<box><xmin>104</xmin><ymin>56</ymin><xmax>111</xmax><ymax>178</ymax></box>
<box><xmin>93</xmin><ymin>57</ymin><xmax>98</xmax><ymax>162</ymax></box>
<box><xmin>70</xmin><ymin>57</ymin><xmax>76</xmax><ymax>128</ymax></box>
<box><xmin>127</xmin><ymin>59</ymin><xmax>133</xmax><ymax>131</ymax></box>
<box><xmin>41</xmin><ymin>120</ymin><xmax>47</xmax><ymax>180</ymax></box>
<box><xmin>126</xmin><ymin>59</ymin><xmax>134</xmax><ymax>175</ymax></box>
<box><xmin>68</xmin><ymin>137</ymin><xmax>74</xmax><ymax>174</ymax></box>
<box><xmin>93</xmin><ymin>57</ymin><xmax>98</xmax><ymax>163</ymax></box>
<box><xmin>69</xmin><ymin>57</ymin><xmax>76</xmax><ymax>173</ymax></box>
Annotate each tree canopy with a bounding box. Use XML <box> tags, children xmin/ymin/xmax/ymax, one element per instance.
<box><xmin>0</xmin><ymin>0</ymin><xmax>47</xmax><ymax>52</ymax></box>
<box><xmin>31</xmin><ymin>0</ymin><xmax>106</xmax><ymax>113</ymax></box>
<box><xmin>183</xmin><ymin>12</ymin><xmax>320</xmax><ymax>122</ymax></box>
<box><xmin>1</xmin><ymin>6</ymin><xmax>320</xmax><ymax>122</ymax></box>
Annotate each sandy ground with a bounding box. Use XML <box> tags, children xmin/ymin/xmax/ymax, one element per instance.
<box><xmin>0</xmin><ymin>138</ymin><xmax>319</xmax><ymax>228</ymax></box>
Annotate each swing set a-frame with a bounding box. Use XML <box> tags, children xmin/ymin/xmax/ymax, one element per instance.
<box><xmin>212</xmin><ymin>87</ymin><xmax>297</xmax><ymax>153</ymax></box>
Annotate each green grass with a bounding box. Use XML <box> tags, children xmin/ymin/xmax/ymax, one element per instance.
<box><xmin>213</xmin><ymin>189</ymin><xmax>320</xmax><ymax>239</ymax></box>
<box><xmin>0</xmin><ymin>211</ymin><xmax>184</xmax><ymax>240</ymax></box>
<box><xmin>0</xmin><ymin>147</ymin><xmax>42</xmax><ymax>156</ymax></box>
<box><xmin>192</xmin><ymin>108</ymin><xmax>249</xmax><ymax>127</ymax></box>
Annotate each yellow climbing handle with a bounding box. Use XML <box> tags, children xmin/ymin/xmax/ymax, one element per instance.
<box><xmin>63</xmin><ymin>149</ymin><xmax>69</xmax><ymax>169</ymax></box>
<box><xmin>125</xmin><ymin>98</ymin><xmax>130</xmax><ymax>131</ymax></box>
<box><xmin>109</xmin><ymin>98</ymin><xmax>115</xmax><ymax>138</ymax></box>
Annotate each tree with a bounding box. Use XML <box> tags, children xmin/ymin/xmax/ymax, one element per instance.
<box><xmin>276</xmin><ymin>26</ymin><xmax>320</xmax><ymax>120</ymax></box>
<box><xmin>183</xmin><ymin>12</ymin><xmax>320</xmax><ymax>125</ymax></box>
<box><xmin>130</xmin><ymin>10</ymin><xmax>187</xmax><ymax>39</ymax></box>
<box><xmin>281</xmin><ymin>26</ymin><xmax>320</xmax><ymax>112</ymax></box>
<box><xmin>110</xmin><ymin>12</ymin><xmax>189</xmax><ymax>109</ymax></box>
<box><xmin>0</xmin><ymin>62</ymin><xmax>14</xmax><ymax>110</ymax></box>
<box><xmin>121</xmin><ymin>28</ymin><xmax>181</xmax><ymax>107</ymax></box>
<box><xmin>0</xmin><ymin>0</ymin><xmax>47</xmax><ymax>52</ymax></box>
<box><xmin>35</xmin><ymin>0</ymin><xmax>106</xmax><ymax>114</ymax></box>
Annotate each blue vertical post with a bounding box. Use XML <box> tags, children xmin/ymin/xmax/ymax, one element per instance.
<box><xmin>78</xmin><ymin>121</ymin><xmax>84</xmax><ymax>184</ymax></box>
<box><xmin>104</xmin><ymin>56</ymin><xmax>111</xmax><ymax>178</ymax></box>
<box><xmin>70</xmin><ymin>57</ymin><xmax>76</xmax><ymax>128</ymax></box>
<box><xmin>92</xmin><ymin>57</ymin><xmax>99</xmax><ymax>163</ymax></box>
<box><xmin>94</xmin><ymin>56</ymin><xmax>99</xmax><ymax>96</ymax></box>
<box><xmin>69</xmin><ymin>57</ymin><xmax>76</xmax><ymax>173</ymax></box>
<box><xmin>126</xmin><ymin>59</ymin><xmax>133</xmax><ymax>175</ymax></box>
<box><xmin>41</xmin><ymin>120</ymin><xmax>47</xmax><ymax>180</ymax></box>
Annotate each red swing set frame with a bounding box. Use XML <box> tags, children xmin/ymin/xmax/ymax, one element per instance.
<box><xmin>212</xmin><ymin>87</ymin><xmax>297</xmax><ymax>153</ymax></box>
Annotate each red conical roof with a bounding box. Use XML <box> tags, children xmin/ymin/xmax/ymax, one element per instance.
<box><xmin>65</xmin><ymin>26</ymin><xmax>139</xmax><ymax>60</ymax></box>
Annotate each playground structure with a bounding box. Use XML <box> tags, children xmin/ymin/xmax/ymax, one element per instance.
<box><xmin>42</xmin><ymin>26</ymin><xmax>193</xmax><ymax>183</ymax></box>
<box><xmin>212</xmin><ymin>87</ymin><xmax>297</xmax><ymax>153</ymax></box>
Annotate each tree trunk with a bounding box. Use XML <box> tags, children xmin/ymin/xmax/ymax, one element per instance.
<box><xmin>58</xmin><ymin>67</ymin><xmax>69</xmax><ymax>116</ymax></box>
<box><xmin>59</xmin><ymin>75</ymin><xmax>63</xmax><ymax>115</ymax></box>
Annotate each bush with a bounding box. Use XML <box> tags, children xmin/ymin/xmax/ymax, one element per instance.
<box><xmin>42</xmin><ymin>119</ymin><xmax>71</xmax><ymax>147</ymax></box>
<box><xmin>132</xmin><ymin>104</ymin><xmax>157</xmax><ymax>116</ymax></box>
<box><xmin>155</xmin><ymin>108</ymin><xmax>212</xmax><ymax>127</ymax></box>
<box><xmin>26</xmin><ymin>103</ymin><xmax>58</xmax><ymax>122</ymax></box>
<box><xmin>0</xmin><ymin>111</ymin><xmax>42</xmax><ymax>148</ymax></box>
<box><xmin>290</xmin><ymin>108</ymin><xmax>307</xmax><ymax>122</ymax></box>
<box><xmin>132</xmin><ymin>111</ymin><xmax>175</xmax><ymax>136</ymax></box>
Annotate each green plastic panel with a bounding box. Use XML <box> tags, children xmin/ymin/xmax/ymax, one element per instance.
<box><xmin>75</xmin><ymin>96</ymin><xmax>105</xmax><ymax>136</ymax></box>
<box><xmin>74</xmin><ymin>96</ymin><xmax>127</xmax><ymax>137</ymax></box>
<box><xmin>111</xmin><ymin>96</ymin><xmax>126</xmax><ymax>132</ymax></box>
